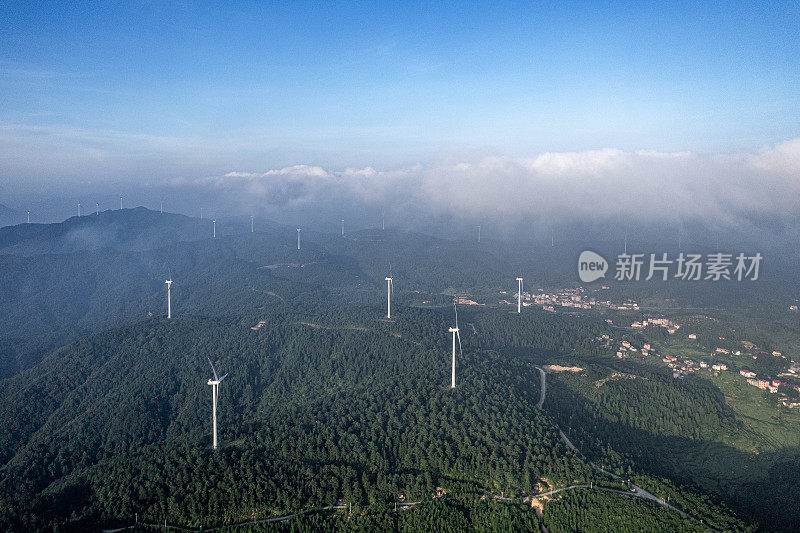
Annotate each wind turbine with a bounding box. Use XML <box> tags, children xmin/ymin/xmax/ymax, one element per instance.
<box><xmin>120</xmin><ymin>197</ymin><xmax>123</xmax><ymax>210</ymax></box>
<box><xmin>77</xmin><ymin>203</ymin><xmax>81</xmax><ymax>217</ymax></box>
<box><xmin>297</xmin><ymin>228</ymin><xmax>301</xmax><ymax>250</ymax></box>
<box><xmin>160</xmin><ymin>201</ymin><xmax>163</xmax><ymax>214</ymax></box>
<box><xmin>516</xmin><ymin>277</ymin><xmax>523</xmax><ymax>314</ymax></box>
<box><xmin>477</xmin><ymin>225</ymin><xmax>481</xmax><ymax>243</ymax></box>
<box><xmin>449</xmin><ymin>301</ymin><xmax>463</xmax><ymax>389</ymax></box>
<box><xmin>385</xmin><ymin>276</ymin><xmax>393</xmax><ymax>318</ymax></box>
<box><xmin>624</xmin><ymin>224</ymin><xmax>628</xmax><ymax>254</ymax></box>
<box><xmin>26</xmin><ymin>211</ymin><xmax>30</xmax><ymax>224</ymax></box>
<box><xmin>250</xmin><ymin>215</ymin><xmax>254</xmax><ymax>233</ymax></box>
<box><xmin>341</xmin><ymin>219</ymin><xmax>345</xmax><ymax>237</ymax></box>
<box><xmin>96</xmin><ymin>203</ymin><xmax>99</xmax><ymax>215</ymax></box>
<box><xmin>212</xmin><ymin>219</ymin><xmax>216</xmax><ymax>239</ymax></box>
<box><xmin>206</xmin><ymin>358</ymin><xmax>228</xmax><ymax>450</ymax></box>
<box><xmin>381</xmin><ymin>210</ymin><xmax>385</xmax><ymax>231</ymax></box>
<box><xmin>165</xmin><ymin>278</ymin><xmax>173</xmax><ymax>319</ymax></box>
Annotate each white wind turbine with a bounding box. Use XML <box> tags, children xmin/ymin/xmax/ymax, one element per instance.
<box><xmin>516</xmin><ymin>277</ymin><xmax>523</xmax><ymax>314</ymax></box>
<box><xmin>385</xmin><ymin>276</ymin><xmax>393</xmax><ymax>318</ymax></box>
<box><xmin>250</xmin><ymin>215</ymin><xmax>254</xmax><ymax>233</ymax></box>
<box><xmin>341</xmin><ymin>218</ymin><xmax>345</xmax><ymax>237</ymax></box>
<box><xmin>212</xmin><ymin>219</ymin><xmax>216</xmax><ymax>239</ymax></box>
<box><xmin>96</xmin><ymin>203</ymin><xmax>99</xmax><ymax>215</ymax></box>
<box><xmin>26</xmin><ymin>211</ymin><xmax>30</xmax><ymax>224</ymax></box>
<box><xmin>449</xmin><ymin>301</ymin><xmax>463</xmax><ymax>389</ymax></box>
<box><xmin>207</xmin><ymin>358</ymin><xmax>228</xmax><ymax>450</ymax></box>
<box><xmin>165</xmin><ymin>278</ymin><xmax>173</xmax><ymax>319</ymax></box>
<box><xmin>477</xmin><ymin>225</ymin><xmax>481</xmax><ymax>243</ymax></box>
<box><xmin>77</xmin><ymin>203</ymin><xmax>81</xmax><ymax>217</ymax></box>
<box><xmin>297</xmin><ymin>228</ymin><xmax>301</xmax><ymax>250</ymax></box>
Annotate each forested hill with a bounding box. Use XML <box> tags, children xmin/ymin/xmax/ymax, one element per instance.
<box><xmin>0</xmin><ymin>208</ymin><xmax>578</xmax><ymax>377</ymax></box>
<box><xmin>0</xmin><ymin>307</ymin><xmax>593</xmax><ymax>530</ymax></box>
<box><xmin>2</xmin><ymin>207</ymin><xmax>792</xmax><ymax>379</ymax></box>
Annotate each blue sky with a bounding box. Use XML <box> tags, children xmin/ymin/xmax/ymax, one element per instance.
<box><xmin>1</xmin><ymin>1</ymin><xmax>799</xmax><ymax>190</ymax></box>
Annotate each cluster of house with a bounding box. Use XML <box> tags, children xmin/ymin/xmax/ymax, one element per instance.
<box><xmin>740</xmin><ymin>369</ymin><xmax>800</xmax><ymax>406</ymax></box>
<box><xmin>529</xmin><ymin>287</ymin><xmax>594</xmax><ymax>310</ymax></box>
<box><xmin>497</xmin><ymin>284</ymin><xmax>649</xmax><ymax>315</ymax></box>
<box><xmin>605</xmin><ymin>299</ymin><xmax>640</xmax><ymax>311</ymax></box>
<box><xmin>610</xmin><ymin>335</ymin><xmax>739</xmax><ymax>379</ymax></box>
<box><xmin>630</xmin><ymin>318</ymin><xmax>680</xmax><ymax>334</ymax></box>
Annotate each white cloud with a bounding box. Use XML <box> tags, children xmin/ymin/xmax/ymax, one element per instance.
<box><xmin>213</xmin><ymin>138</ymin><xmax>800</xmax><ymax>229</ymax></box>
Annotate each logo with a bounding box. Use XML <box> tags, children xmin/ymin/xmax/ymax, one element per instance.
<box><xmin>578</xmin><ymin>251</ymin><xmax>608</xmax><ymax>282</ymax></box>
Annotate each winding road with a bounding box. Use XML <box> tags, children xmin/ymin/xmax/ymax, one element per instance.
<box><xmin>533</xmin><ymin>366</ymin><xmax>693</xmax><ymax>521</ymax></box>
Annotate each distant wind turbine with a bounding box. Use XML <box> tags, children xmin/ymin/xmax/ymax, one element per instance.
<box><xmin>381</xmin><ymin>210</ymin><xmax>385</xmax><ymax>231</ymax></box>
<box><xmin>341</xmin><ymin>219</ymin><xmax>345</xmax><ymax>237</ymax></box>
<box><xmin>297</xmin><ymin>228</ymin><xmax>301</xmax><ymax>250</ymax></box>
<box><xmin>165</xmin><ymin>278</ymin><xmax>173</xmax><ymax>319</ymax></box>
<box><xmin>477</xmin><ymin>225</ymin><xmax>481</xmax><ymax>243</ymax></box>
<box><xmin>449</xmin><ymin>301</ymin><xmax>463</xmax><ymax>389</ymax></box>
<box><xmin>385</xmin><ymin>276</ymin><xmax>393</xmax><ymax>318</ymax></box>
<box><xmin>26</xmin><ymin>211</ymin><xmax>30</xmax><ymax>224</ymax></box>
<box><xmin>624</xmin><ymin>224</ymin><xmax>628</xmax><ymax>254</ymax></box>
<box><xmin>120</xmin><ymin>197</ymin><xmax>123</xmax><ymax>210</ymax></box>
<box><xmin>96</xmin><ymin>203</ymin><xmax>99</xmax><ymax>215</ymax></box>
<box><xmin>516</xmin><ymin>277</ymin><xmax>523</xmax><ymax>314</ymax></box>
<box><xmin>212</xmin><ymin>219</ymin><xmax>216</xmax><ymax>239</ymax></box>
<box><xmin>250</xmin><ymin>215</ymin><xmax>254</xmax><ymax>233</ymax></box>
<box><xmin>77</xmin><ymin>203</ymin><xmax>81</xmax><ymax>217</ymax></box>
<box><xmin>206</xmin><ymin>358</ymin><xmax>228</xmax><ymax>450</ymax></box>
<box><xmin>160</xmin><ymin>201</ymin><xmax>163</xmax><ymax>214</ymax></box>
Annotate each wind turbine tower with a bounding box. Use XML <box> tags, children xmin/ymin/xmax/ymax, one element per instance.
<box><xmin>477</xmin><ymin>225</ymin><xmax>481</xmax><ymax>243</ymax></box>
<box><xmin>26</xmin><ymin>211</ymin><xmax>30</xmax><ymax>224</ymax></box>
<box><xmin>165</xmin><ymin>279</ymin><xmax>173</xmax><ymax>319</ymax></box>
<box><xmin>385</xmin><ymin>277</ymin><xmax>393</xmax><ymax>318</ymax></box>
<box><xmin>77</xmin><ymin>203</ymin><xmax>81</xmax><ymax>217</ymax></box>
<box><xmin>297</xmin><ymin>228</ymin><xmax>301</xmax><ymax>250</ymax></box>
<box><xmin>160</xmin><ymin>201</ymin><xmax>163</xmax><ymax>214</ymax></box>
<box><xmin>120</xmin><ymin>197</ymin><xmax>123</xmax><ymax>209</ymax></box>
<box><xmin>206</xmin><ymin>358</ymin><xmax>228</xmax><ymax>450</ymax></box>
<box><xmin>449</xmin><ymin>302</ymin><xmax>463</xmax><ymax>389</ymax></box>
<box><xmin>250</xmin><ymin>215</ymin><xmax>254</xmax><ymax>232</ymax></box>
<box><xmin>212</xmin><ymin>219</ymin><xmax>216</xmax><ymax>239</ymax></box>
<box><xmin>341</xmin><ymin>219</ymin><xmax>345</xmax><ymax>236</ymax></box>
<box><xmin>449</xmin><ymin>326</ymin><xmax>460</xmax><ymax>388</ymax></box>
<box><xmin>516</xmin><ymin>277</ymin><xmax>523</xmax><ymax>314</ymax></box>
<box><xmin>96</xmin><ymin>203</ymin><xmax>99</xmax><ymax>215</ymax></box>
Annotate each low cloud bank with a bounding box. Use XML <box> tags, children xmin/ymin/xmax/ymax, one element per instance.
<box><xmin>203</xmin><ymin>138</ymin><xmax>800</xmax><ymax>230</ymax></box>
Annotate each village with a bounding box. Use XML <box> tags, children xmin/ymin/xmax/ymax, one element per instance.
<box><xmin>602</xmin><ymin>318</ymin><xmax>800</xmax><ymax>409</ymax></box>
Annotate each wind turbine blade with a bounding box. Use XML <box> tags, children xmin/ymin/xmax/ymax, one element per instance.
<box><xmin>219</xmin><ymin>373</ymin><xmax>228</xmax><ymax>382</ymax></box>
<box><xmin>453</xmin><ymin>300</ymin><xmax>459</xmax><ymax>329</ymax></box>
<box><xmin>457</xmin><ymin>329</ymin><xmax>463</xmax><ymax>357</ymax></box>
<box><xmin>207</xmin><ymin>357</ymin><xmax>218</xmax><ymax>380</ymax></box>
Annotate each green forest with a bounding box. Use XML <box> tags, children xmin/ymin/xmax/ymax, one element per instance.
<box><xmin>0</xmin><ymin>210</ymin><xmax>797</xmax><ymax>531</ymax></box>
